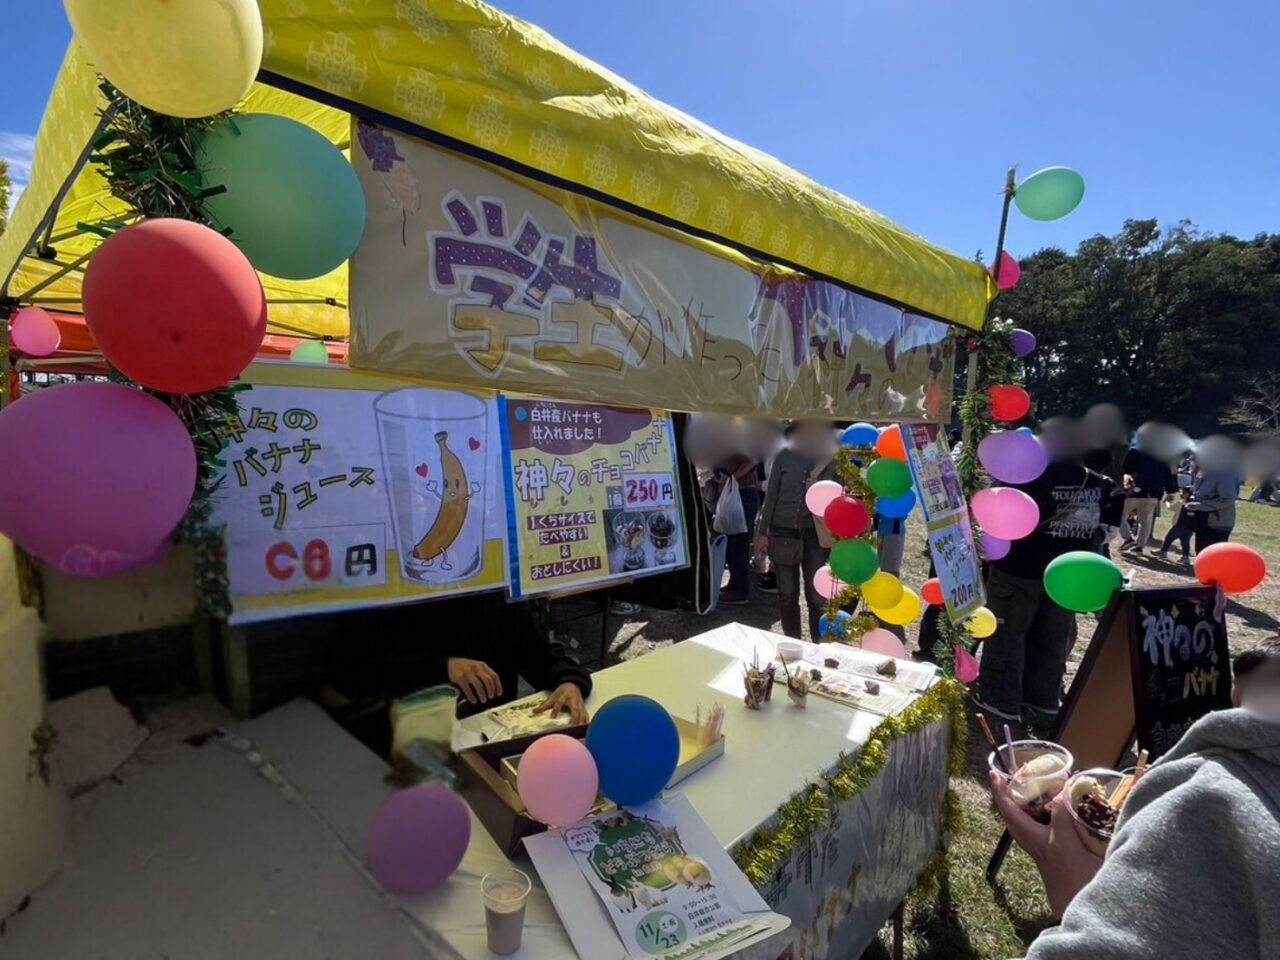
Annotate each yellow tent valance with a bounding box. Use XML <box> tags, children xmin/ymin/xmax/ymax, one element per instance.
<box><xmin>1</xmin><ymin>0</ymin><xmax>993</xmax><ymax>338</ymax></box>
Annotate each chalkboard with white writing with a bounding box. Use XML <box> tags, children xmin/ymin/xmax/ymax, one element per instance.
<box><xmin>1127</xmin><ymin>584</ymin><xmax>1232</xmax><ymax>761</ymax></box>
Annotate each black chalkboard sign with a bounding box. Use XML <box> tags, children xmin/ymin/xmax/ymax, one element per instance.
<box><xmin>1127</xmin><ymin>584</ymin><xmax>1232</xmax><ymax>760</ymax></box>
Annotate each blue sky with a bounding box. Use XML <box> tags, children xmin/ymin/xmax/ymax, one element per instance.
<box><xmin>4</xmin><ymin>1</ymin><xmax>1279</xmax><ymax>262</ymax></box>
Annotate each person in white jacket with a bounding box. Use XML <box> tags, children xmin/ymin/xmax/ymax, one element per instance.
<box><xmin>994</xmin><ymin>638</ymin><xmax>1280</xmax><ymax>959</ymax></box>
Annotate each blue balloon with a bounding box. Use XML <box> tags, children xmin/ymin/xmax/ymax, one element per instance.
<box><xmin>586</xmin><ymin>695</ymin><xmax>679</xmax><ymax>806</ymax></box>
<box><xmin>1017</xmin><ymin>426</ymin><xmax>1034</xmax><ymax>435</ymax></box>
<box><xmin>818</xmin><ymin>610</ymin><xmax>852</xmax><ymax>637</ymax></box>
<box><xmin>841</xmin><ymin>422</ymin><xmax>879</xmax><ymax>447</ymax></box>
<box><xmin>878</xmin><ymin>490</ymin><xmax>916</xmax><ymax>519</ymax></box>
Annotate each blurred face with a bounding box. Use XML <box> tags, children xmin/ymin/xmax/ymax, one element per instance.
<box><xmin>1039</xmin><ymin>417</ymin><xmax>1087</xmax><ymax>463</ymax></box>
<box><xmin>791</xmin><ymin>422</ymin><xmax>836</xmax><ymax>459</ymax></box>
<box><xmin>1083</xmin><ymin>403</ymin><xmax>1128</xmax><ymax>448</ymax></box>
<box><xmin>1233</xmin><ymin>656</ymin><xmax>1280</xmax><ymax>716</ymax></box>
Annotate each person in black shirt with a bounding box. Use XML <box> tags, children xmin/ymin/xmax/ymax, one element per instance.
<box><xmin>975</xmin><ymin>420</ymin><xmax>1112</xmax><ymax>724</ymax></box>
<box><xmin>1118</xmin><ymin>446</ymin><xmax>1177</xmax><ymax>554</ymax></box>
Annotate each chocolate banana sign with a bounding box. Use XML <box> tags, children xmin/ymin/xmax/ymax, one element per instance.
<box><xmin>210</xmin><ymin>364</ymin><xmax>509</xmax><ymax>625</ymax></box>
<box><xmin>351</xmin><ymin>122</ymin><xmax>955</xmax><ymax>424</ymax></box>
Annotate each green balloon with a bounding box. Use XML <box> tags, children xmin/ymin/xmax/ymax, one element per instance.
<box><xmin>1043</xmin><ymin>550</ymin><xmax>1122</xmax><ymax>612</ymax></box>
<box><xmin>866</xmin><ymin>458</ymin><xmax>913</xmax><ymax>499</ymax></box>
<box><xmin>829</xmin><ymin>538</ymin><xmax>879</xmax><ymax>585</ymax></box>
<box><xmin>200</xmin><ymin>114</ymin><xmax>367</xmax><ymax>280</ymax></box>
<box><xmin>1014</xmin><ymin>166</ymin><xmax>1085</xmax><ymax>221</ymax></box>
<box><xmin>291</xmin><ymin>340</ymin><xmax>330</xmax><ymax>364</ymax></box>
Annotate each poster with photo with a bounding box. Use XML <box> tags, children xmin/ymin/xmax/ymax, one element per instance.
<box><xmin>499</xmin><ymin>397</ymin><xmax>688</xmax><ymax>598</ymax></box>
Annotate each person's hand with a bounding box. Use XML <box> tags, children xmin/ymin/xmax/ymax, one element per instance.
<box><xmin>753</xmin><ymin>536</ymin><xmax>768</xmax><ymax>556</ymax></box>
<box><xmin>533</xmin><ymin>683</ymin><xmax>589</xmax><ymax>725</ymax></box>
<box><xmin>991</xmin><ymin>773</ymin><xmax>1104</xmax><ymax>918</ymax></box>
<box><xmin>446</xmin><ymin>657</ymin><xmax>503</xmax><ymax>705</ymax></box>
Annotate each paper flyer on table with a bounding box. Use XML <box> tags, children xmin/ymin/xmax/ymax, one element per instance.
<box><xmin>805</xmin><ymin>641</ymin><xmax>938</xmax><ymax>693</ymax></box>
<box><xmin>525</xmin><ymin>795</ymin><xmax>789</xmax><ymax>960</ymax></box>
<box><xmin>777</xmin><ymin>664</ymin><xmax>916</xmax><ymax>717</ymax></box>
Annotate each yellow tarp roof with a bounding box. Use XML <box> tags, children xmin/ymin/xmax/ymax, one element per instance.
<box><xmin>1</xmin><ymin>0</ymin><xmax>994</xmax><ymax>337</ymax></box>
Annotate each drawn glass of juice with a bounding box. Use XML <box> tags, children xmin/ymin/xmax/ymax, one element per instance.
<box><xmin>375</xmin><ymin>387</ymin><xmax>489</xmax><ymax>584</ymax></box>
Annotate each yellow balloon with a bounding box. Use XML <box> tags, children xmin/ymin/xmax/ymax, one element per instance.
<box><xmin>965</xmin><ymin>606</ymin><xmax>998</xmax><ymax>639</ymax></box>
<box><xmin>871</xmin><ymin>586</ymin><xmax>922</xmax><ymax>626</ymax></box>
<box><xmin>65</xmin><ymin>0</ymin><xmax>263</xmax><ymax>118</ymax></box>
<box><xmin>861</xmin><ymin>571</ymin><xmax>904</xmax><ymax>610</ymax></box>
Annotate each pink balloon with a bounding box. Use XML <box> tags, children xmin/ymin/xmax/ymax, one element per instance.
<box><xmin>861</xmin><ymin>628</ymin><xmax>907</xmax><ymax>659</ymax></box>
<box><xmin>954</xmin><ymin>644</ymin><xmax>980</xmax><ymax>683</ymax></box>
<box><xmin>979</xmin><ymin>533</ymin><xmax>1011</xmax><ymax>561</ymax></box>
<box><xmin>0</xmin><ymin>382</ymin><xmax>196</xmax><ymax>577</ymax></box>
<box><xmin>812</xmin><ymin>564</ymin><xmax>846</xmax><ymax>601</ymax></box>
<box><xmin>971</xmin><ymin>487</ymin><xmax>1040</xmax><ymax>541</ymax></box>
<box><xmin>989</xmin><ymin>250</ymin><xmax>1021</xmax><ymax>290</ymax></box>
<box><xmin>517</xmin><ymin>734</ymin><xmax>599</xmax><ymax>827</ymax></box>
<box><xmin>10</xmin><ymin>307</ymin><xmax>62</xmax><ymax>357</ymax></box>
<box><xmin>805</xmin><ymin>479</ymin><xmax>843</xmax><ymax>518</ymax></box>
<box><xmin>365</xmin><ymin>783</ymin><xmax>471</xmax><ymax>895</ymax></box>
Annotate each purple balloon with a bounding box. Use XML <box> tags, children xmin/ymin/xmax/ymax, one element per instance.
<box><xmin>979</xmin><ymin>533</ymin><xmax>1011</xmax><ymax>560</ymax></box>
<box><xmin>366</xmin><ymin>783</ymin><xmax>471</xmax><ymax>895</ymax></box>
<box><xmin>978</xmin><ymin>430</ymin><xmax>1048</xmax><ymax>484</ymax></box>
<box><xmin>0</xmin><ymin>382</ymin><xmax>196</xmax><ymax>577</ymax></box>
<box><xmin>1011</xmin><ymin>328</ymin><xmax>1037</xmax><ymax>357</ymax></box>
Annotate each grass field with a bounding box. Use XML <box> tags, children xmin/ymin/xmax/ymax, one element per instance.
<box><xmin>598</xmin><ymin>500</ymin><xmax>1279</xmax><ymax>959</ymax></box>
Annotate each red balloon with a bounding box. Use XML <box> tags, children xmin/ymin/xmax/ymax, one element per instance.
<box><xmin>824</xmin><ymin>495</ymin><xmax>870</xmax><ymax>538</ymax></box>
<box><xmin>84</xmin><ymin>219</ymin><xmax>267</xmax><ymax>394</ymax></box>
<box><xmin>987</xmin><ymin>385</ymin><xmax>1032</xmax><ymax>423</ymax></box>
<box><xmin>876</xmin><ymin>426</ymin><xmax>908</xmax><ymax>462</ymax></box>
<box><xmin>921</xmin><ymin>578</ymin><xmax>945</xmax><ymax>606</ymax></box>
<box><xmin>1195</xmin><ymin>543</ymin><xmax>1266</xmax><ymax>595</ymax></box>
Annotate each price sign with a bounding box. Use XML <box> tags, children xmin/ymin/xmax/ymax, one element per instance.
<box><xmin>624</xmin><ymin>472</ymin><xmax>676</xmax><ymax>509</ymax></box>
<box><xmin>927</xmin><ymin>514</ymin><xmax>983</xmax><ymax>621</ymax></box>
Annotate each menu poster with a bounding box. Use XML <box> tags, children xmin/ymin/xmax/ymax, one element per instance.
<box><xmin>1128</xmin><ymin>585</ymin><xmax>1232</xmax><ymax>760</ymax></box>
<box><xmin>499</xmin><ymin>398</ymin><xmax>688</xmax><ymax>598</ymax></box>
<box><xmin>897</xmin><ymin>423</ymin><xmax>985</xmax><ymax>622</ymax></box>
<box><xmin>525</xmin><ymin>795</ymin><xmax>789</xmax><ymax>960</ymax></box>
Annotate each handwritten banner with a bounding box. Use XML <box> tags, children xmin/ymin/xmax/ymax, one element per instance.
<box><xmin>898</xmin><ymin>423</ymin><xmax>985</xmax><ymax>621</ymax></box>
<box><xmin>211</xmin><ymin>364</ymin><xmax>507</xmax><ymax>623</ymax></box>
<box><xmin>350</xmin><ymin>120</ymin><xmax>955</xmax><ymax>422</ymax></box>
<box><xmin>499</xmin><ymin>397</ymin><xmax>687</xmax><ymax>598</ymax></box>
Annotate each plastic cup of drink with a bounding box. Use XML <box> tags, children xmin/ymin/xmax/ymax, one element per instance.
<box><xmin>988</xmin><ymin>740</ymin><xmax>1073</xmax><ymax>824</ymax></box>
<box><xmin>482</xmin><ymin>867</ymin><xmax>531</xmax><ymax>956</ymax></box>
<box><xmin>1065</xmin><ymin>767</ymin><xmax>1128</xmax><ymax>856</ymax></box>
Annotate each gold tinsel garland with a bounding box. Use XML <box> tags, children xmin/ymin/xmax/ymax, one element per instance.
<box><xmin>730</xmin><ymin>678</ymin><xmax>966</xmax><ymax>889</ymax></box>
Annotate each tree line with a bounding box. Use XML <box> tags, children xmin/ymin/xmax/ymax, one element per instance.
<box><xmin>991</xmin><ymin>218</ymin><xmax>1280</xmax><ymax>438</ymax></box>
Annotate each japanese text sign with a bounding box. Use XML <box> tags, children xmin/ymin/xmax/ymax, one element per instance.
<box><xmin>350</xmin><ymin>120</ymin><xmax>955</xmax><ymax>422</ymax></box>
<box><xmin>898</xmin><ymin>424</ymin><xmax>985</xmax><ymax>621</ymax></box>
<box><xmin>499</xmin><ymin>397</ymin><xmax>687</xmax><ymax>598</ymax></box>
<box><xmin>211</xmin><ymin>364</ymin><xmax>507</xmax><ymax>623</ymax></box>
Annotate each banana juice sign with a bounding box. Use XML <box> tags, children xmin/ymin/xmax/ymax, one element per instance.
<box><xmin>500</xmin><ymin>397</ymin><xmax>687</xmax><ymax>598</ymax></box>
<box><xmin>211</xmin><ymin>364</ymin><xmax>508</xmax><ymax>623</ymax></box>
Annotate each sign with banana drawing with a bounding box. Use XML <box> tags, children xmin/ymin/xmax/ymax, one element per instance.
<box><xmin>211</xmin><ymin>363</ymin><xmax>508</xmax><ymax>624</ymax></box>
<box><xmin>500</xmin><ymin>397</ymin><xmax>688</xmax><ymax>598</ymax></box>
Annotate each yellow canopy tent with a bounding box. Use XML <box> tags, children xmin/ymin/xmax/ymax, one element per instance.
<box><xmin>0</xmin><ymin>0</ymin><xmax>994</xmax><ymax>341</ymax></box>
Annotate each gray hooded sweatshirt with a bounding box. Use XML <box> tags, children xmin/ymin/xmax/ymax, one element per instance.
<box><xmin>1025</xmin><ymin>708</ymin><xmax>1280</xmax><ymax>959</ymax></box>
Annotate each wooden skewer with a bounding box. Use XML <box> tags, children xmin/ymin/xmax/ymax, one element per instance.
<box><xmin>977</xmin><ymin>714</ymin><xmax>1009</xmax><ymax>773</ymax></box>
<box><xmin>1109</xmin><ymin>749</ymin><xmax>1150</xmax><ymax>809</ymax></box>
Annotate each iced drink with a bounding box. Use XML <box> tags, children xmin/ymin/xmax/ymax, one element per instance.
<box><xmin>482</xmin><ymin>868</ymin><xmax>530</xmax><ymax>956</ymax></box>
<box><xmin>988</xmin><ymin>740</ymin><xmax>1073</xmax><ymax>823</ymax></box>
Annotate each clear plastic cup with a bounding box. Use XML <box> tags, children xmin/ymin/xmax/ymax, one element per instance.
<box><xmin>1065</xmin><ymin>767</ymin><xmax>1127</xmax><ymax>856</ymax></box>
<box><xmin>482</xmin><ymin>867</ymin><xmax>531</xmax><ymax>956</ymax></box>
<box><xmin>988</xmin><ymin>740</ymin><xmax>1073</xmax><ymax>824</ymax></box>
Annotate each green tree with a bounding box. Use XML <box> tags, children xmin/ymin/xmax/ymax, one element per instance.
<box><xmin>0</xmin><ymin>157</ymin><xmax>10</xmax><ymax>236</ymax></box>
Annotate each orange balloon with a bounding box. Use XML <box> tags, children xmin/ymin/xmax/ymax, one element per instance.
<box><xmin>921</xmin><ymin>578</ymin><xmax>945</xmax><ymax>606</ymax></box>
<box><xmin>876</xmin><ymin>426</ymin><xmax>908</xmax><ymax>461</ymax></box>
<box><xmin>1195</xmin><ymin>542</ymin><xmax>1266</xmax><ymax>595</ymax></box>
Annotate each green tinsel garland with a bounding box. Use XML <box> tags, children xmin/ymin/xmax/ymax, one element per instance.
<box><xmin>730</xmin><ymin>678</ymin><xmax>966</xmax><ymax>888</ymax></box>
<box><xmin>93</xmin><ymin>82</ymin><xmax>239</xmax><ymax>617</ymax></box>
<box><xmin>934</xmin><ymin>317</ymin><xmax>1026</xmax><ymax>674</ymax></box>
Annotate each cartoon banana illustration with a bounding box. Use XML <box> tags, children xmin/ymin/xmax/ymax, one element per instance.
<box><xmin>413</xmin><ymin>431</ymin><xmax>470</xmax><ymax>569</ymax></box>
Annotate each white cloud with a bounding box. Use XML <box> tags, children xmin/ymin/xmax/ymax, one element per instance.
<box><xmin>0</xmin><ymin>131</ymin><xmax>36</xmax><ymax>209</ymax></box>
